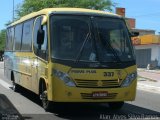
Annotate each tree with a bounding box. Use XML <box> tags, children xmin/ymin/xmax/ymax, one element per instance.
<box><xmin>0</xmin><ymin>29</ymin><xmax>6</xmax><ymax>51</ymax></box>
<box><xmin>16</xmin><ymin>0</ymin><xmax>115</xmax><ymax>18</ymax></box>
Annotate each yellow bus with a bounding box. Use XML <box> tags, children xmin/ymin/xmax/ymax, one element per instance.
<box><xmin>4</xmin><ymin>8</ymin><xmax>138</xmax><ymax>111</ymax></box>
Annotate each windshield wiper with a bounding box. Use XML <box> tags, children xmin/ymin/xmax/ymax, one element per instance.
<box><xmin>75</xmin><ymin>32</ymin><xmax>91</xmax><ymax>62</ymax></box>
<box><xmin>99</xmin><ymin>33</ymin><xmax>121</xmax><ymax>62</ymax></box>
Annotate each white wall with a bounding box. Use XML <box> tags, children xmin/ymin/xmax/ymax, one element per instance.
<box><xmin>158</xmin><ymin>47</ymin><xmax>160</xmax><ymax>66</ymax></box>
<box><xmin>135</xmin><ymin>44</ymin><xmax>160</xmax><ymax>66</ymax></box>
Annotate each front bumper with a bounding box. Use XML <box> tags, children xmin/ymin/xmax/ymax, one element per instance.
<box><xmin>48</xmin><ymin>78</ymin><xmax>137</xmax><ymax>102</ymax></box>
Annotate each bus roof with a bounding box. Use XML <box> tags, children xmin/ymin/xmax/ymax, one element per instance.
<box><xmin>9</xmin><ymin>8</ymin><xmax>121</xmax><ymax>27</ymax></box>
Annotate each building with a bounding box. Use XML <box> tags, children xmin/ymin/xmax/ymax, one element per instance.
<box><xmin>131</xmin><ymin>28</ymin><xmax>155</xmax><ymax>36</ymax></box>
<box><xmin>132</xmin><ymin>35</ymin><xmax>160</xmax><ymax>68</ymax></box>
<box><xmin>116</xmin><ymin>7</ymin><xmax>160</xmax><ymax>68</ymax></box>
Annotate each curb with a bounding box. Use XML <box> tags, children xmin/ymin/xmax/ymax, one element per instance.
<box><xmin>138</xmin><ymin>69</ymin><xmax>160</xmax><ymax>74</ymax></box>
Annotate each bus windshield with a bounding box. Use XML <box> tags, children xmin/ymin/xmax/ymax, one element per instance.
<box><xmin>50</xmin><ymin>15</ymin><xmax>135</xmax><ymax>63</ymax></box>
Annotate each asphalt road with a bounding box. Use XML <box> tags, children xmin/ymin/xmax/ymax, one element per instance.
<box><xmin>0</xmin><ymin>62</ymin><xmax>160</xmax><ymax>120</ymax></box>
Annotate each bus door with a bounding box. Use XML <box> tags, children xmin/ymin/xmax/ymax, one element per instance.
<box><xmin>32</xmin><ymin>16</ymin><xmax>48</xmax><ymax>93</ymax></box>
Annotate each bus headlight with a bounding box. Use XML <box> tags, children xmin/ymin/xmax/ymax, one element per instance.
<box><xmin>121</xmin><ymin>72</ymin><xmax>137</xmax><ymax>87</ymax></box>
<box><xmin>53</xmin><ymin>69</ymin><xmax>76</xmax><ymax>87</ymax></box>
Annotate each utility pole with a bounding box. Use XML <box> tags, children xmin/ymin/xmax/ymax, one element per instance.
<box><xmin>13</xmin><ymin>0</ymin><xmax>14</xmax><ymax>22</ymax></box>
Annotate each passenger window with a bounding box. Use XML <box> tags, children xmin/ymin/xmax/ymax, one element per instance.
<box><xmin>6</xmin><ymin>28</ymin><xmax>14</xmax><ymax>51</ymax></box>
<box><xmin>14</xmin><ymin>24</ymin><xmax>23</xmax><ymax>51</ymax></box>
<box><xmin>33</xmin><ymin>16</ymin><xmax>48</xmax><ymax>60</ymax></box>
<box><xmin>21</xmin><ymin>19</ymin><xmax>34</xmax><ymax>51</ymax></box>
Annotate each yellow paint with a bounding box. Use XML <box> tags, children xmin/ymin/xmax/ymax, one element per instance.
<box><xmin>49</xmin><ymin>64</ymin><xmax>137</xmax><ymax>102</ymax></box>
<box><xmin>134</xmin><ymin>34</ymin><xmax>160</xmax><ymax>45</ymax></box>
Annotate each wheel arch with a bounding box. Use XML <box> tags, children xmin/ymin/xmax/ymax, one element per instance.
<box><xmin>39</xmin><ymin>77</ymin><xmax>47</xmax><ymax>95</ymax></box>
<box><xmin>11</xmin><ymin>71</ymin><xmax>14</xmax><ymax>82</ymax></box>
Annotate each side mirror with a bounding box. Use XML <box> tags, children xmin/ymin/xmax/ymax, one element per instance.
<box><xmin>37</xmin><ymin>27</ymin><xmax>44</xmax><ymax>48</ymax></box>
<box><xmin>130</xmin><ymin>32</ymin><xmax>139</xmax><ymax>37</ymax></box>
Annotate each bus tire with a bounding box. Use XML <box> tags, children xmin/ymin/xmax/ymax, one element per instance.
<box><xmin>39</xmin><ymin>81</ymin><xmax>52</xmax><ymax>111</ymax></box>
<box><xmin>108</xmin><ymin>102</ymin><xmax>124</xmax><ymax>110</ymax></box>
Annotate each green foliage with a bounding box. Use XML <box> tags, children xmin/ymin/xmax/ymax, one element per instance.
<box><xmin>16</xmin><ymin>0</ymin><xmax>115</xmax><ymax>18</ymax></box>
<box><xmin>5</xmin><ymin>21</ymin><xmax>13</xmax><ymax>27</ymax></box>
<box><xmin>0</xmin><ymin>29</ymin><xmax>6</xmax><ymax>51</ymax></box>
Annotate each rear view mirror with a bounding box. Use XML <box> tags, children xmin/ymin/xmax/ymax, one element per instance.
<box><xmin>37</xmin><ymin>27</ymin><xmax>44</xmax><ymax>46</ymax></box>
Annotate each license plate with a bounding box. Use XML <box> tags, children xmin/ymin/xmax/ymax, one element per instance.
<box><xmin>92</xmin><ymin>91</ymin><xmax>108</xmax><ymax>98</ymax></box>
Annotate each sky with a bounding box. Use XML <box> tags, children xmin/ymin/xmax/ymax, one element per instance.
<box><xmin>1</xmin><ymin>0</ymin><xmax>160</xmax><ymax>34</ymax></box>
<box><xmin>112</xmin><ymin>0</ymin><xmax>160</xmax><ymax>34</ymax></box>
<box><xmin>0</xmin><ymin>0</ymin><xmax>23</xmax><ymax>30</ymax></box>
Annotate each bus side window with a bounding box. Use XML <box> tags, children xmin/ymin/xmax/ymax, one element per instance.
<box><xmin>33</xmin><ymin>16</ymin><xmax>48</xmax><ymax>60</ymax></box>
<box><xmin>6</xmin><ymin>27</ymin><xmax>14</xmax><ymax>51</ymax></box>
<box><xmin>14</xmin><ymin>24</ymin><xmax>23</xmax><ymax>51</ymax></box>
<box><xmin>21</xmin><ymin>19</ymin><xmax>34</xmax><ymax>51</ymax></box>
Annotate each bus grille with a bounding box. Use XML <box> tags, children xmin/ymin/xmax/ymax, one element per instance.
<box><xmin>75</xmin><ymin>79</ymin><xmax>123</xmax><ymax>88</ymax></box>
<box><xmin>81</xmin><ymin>93</ymin><xmax>117</xmax><ymax>99</ymax></box>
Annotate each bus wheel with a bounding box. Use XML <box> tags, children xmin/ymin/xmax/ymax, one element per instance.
<box><xmin>108</xmin><ymin>102</ymin><xmax>124</xmax><ymax>110</ymax></box>
<box><xmin>40</xmin><ymin>90</ymin><xmax>52</xmax><ymax>111</ymax></box>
